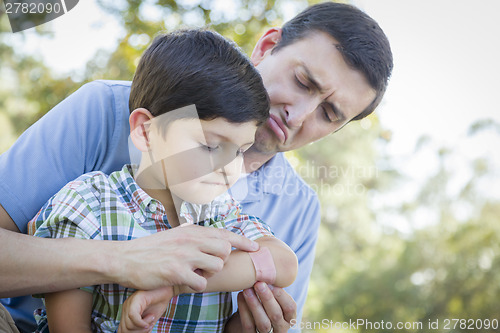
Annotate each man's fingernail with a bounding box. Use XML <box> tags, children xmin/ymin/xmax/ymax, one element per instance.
<box><xmin>256</xmin><ymin>282</ymin><xmax>267</xmax><ymax>293</ymax></box>
<box><xmin>268</xmin><ymin>284</ymin><xmax>274</xmax><ymax>291</ymax></box>
<box><xmin>244</xmin><ymin>288</ymin><xmax>254</xmax><ymax>297</ymax></box>
<box><xmin>251</xmin><ymin>241</ymin><xmax>259</xmax><ymax>250</ymax></box>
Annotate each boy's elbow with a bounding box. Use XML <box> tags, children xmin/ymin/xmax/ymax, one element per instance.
<box><xmin>256</xmin><ymin>237</ymin><xmax>298</xmax><ymax>288</ymax></box>
<box><xmin>274</xmin><ymin>248</ymin><xmax>298</xmax><ymax>288</ymax></box>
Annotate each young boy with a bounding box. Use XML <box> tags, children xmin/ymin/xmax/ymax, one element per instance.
<box><xmin>28</xmin><ymin>29</ymin><xmax>297</xmax><ymax>332</ymax></box>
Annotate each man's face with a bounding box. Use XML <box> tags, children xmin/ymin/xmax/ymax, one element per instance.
<box><xmin>251</xmin><ymin>30</ymin><xmax>376</xmax><ymax>154</ymax></box>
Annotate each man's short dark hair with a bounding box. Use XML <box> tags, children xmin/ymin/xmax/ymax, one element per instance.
<box><xmin>273</xmin><ymin>1</ymin><xmax>393</xmax><ymax>120</ymax></box>
<box><xmin>130</xmin><ymin>29</ymin><xmax>270</xmax><ymax>126</ymax></box>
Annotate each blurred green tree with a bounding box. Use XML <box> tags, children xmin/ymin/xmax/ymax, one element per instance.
<box><xmin>298</xmin><ymin>119</ymin><xmax>500</xmax><ymax>332</ymax></box>
<box><xmin>0</xmin><ymin>12</ymin><xmax>79</xmax><ymax>152</ymax></box>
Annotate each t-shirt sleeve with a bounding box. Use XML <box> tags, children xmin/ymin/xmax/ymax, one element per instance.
<box><xmin>0</xmin><ymin>81</ymin><xmax>128</xmax><ymax>233</ymax></box>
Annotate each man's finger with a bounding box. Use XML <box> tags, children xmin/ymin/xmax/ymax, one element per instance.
<box><xmin>197</xmin><ymin>236</ymin><xmax>232</xmax><ymax>262</ymax></box>
<box><xmin>190</xmin><ymin>252</ymin><xmax>225</xmax><ymax>274</ymax></box>
<box><xmin>253</xmin><ymin>283</ymin><xmax>283</xmax><ymax>324</ymax></box>
<box><xmin>203</xmin><ymin>226</ymin><xmax>259</xmax><ymax>252</ymax></box>
<box><xmin>271</xmin><ymin>286</ymin><xmax>297</xmax><ymax>324</ymax></box>
<box><xmin>182</xmin><ymin>269</ymin><xmax>208</xmax><ymax>292</ymax></box>
<box><xmin>237</xmin><ymin>291</ymin><xmax>256</xmax><ymax>332</ymax></box>
<box><xmin>254</xmin><ymin>283</ymin><xmax>292</xmax><ymax>333</ymax></box>
<box><xmin>179</xmin><ymin>224</ymin><xmax>258</xmax><ymax>253</ymax></box>
<box><xmin>242</xmin><ymin>287</ymin><xmax>272</xmax><ymax>333</ymax></box>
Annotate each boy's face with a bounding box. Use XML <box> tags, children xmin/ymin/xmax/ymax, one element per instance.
<box><xmin>146</xmin><ymin>117</ymin><xmax>256</xmax><ymax>204</ymax></box>
<box><xmin>251</xmin><ymin>30</ymin><xmax>377</xmax><ymax>154</ymax></box>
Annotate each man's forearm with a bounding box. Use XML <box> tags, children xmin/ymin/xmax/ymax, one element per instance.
<box><xmin>1</xmin><ymin>222</ymin><xmax>260</xmax><ymax>297</ymax></box>
<box><xmin>0</xmin><ymin>228</ymin><xmax>115</xmax><ymax>297</ymax></box>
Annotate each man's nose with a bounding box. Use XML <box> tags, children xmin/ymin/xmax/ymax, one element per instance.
<box><xmin>285</xmin><ymin>97</ymin><xmax>320</xmax><ymax>128</ymax></box>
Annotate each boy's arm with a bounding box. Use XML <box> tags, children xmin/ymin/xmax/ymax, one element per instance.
<box><xmin>120</xmin><ymin>236</ymin><xmax>296</xmax><ymax>331</ymax></box>
<box><xmin>181</xmin><ymin>236</ymin><xmax>298</xmax><ymax>294</ymax></box>
<box><xmin>44</xmin><ymin>289</ymin><xmax>93</xmax><ymax>333</ymax></box>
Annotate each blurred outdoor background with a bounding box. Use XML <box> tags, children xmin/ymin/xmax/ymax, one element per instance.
<box><xmin>1</xmin><ymin>0</ymin><xmax>500</xmax><ymax>331</ymax></box>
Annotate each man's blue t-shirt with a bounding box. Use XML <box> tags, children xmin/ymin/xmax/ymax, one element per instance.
<box><xmin>0</xmin><ymin>80</ymin><xmax>320</xmax><ymax>331</ymax></box>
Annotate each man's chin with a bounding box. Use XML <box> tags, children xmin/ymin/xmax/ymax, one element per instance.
<box><xmin>253</xmin><ymin>130</ymin><xmax>285</xmax><ymax>154</ymax></box>
<box><xmin>250</xmin><ymin>140</ymin><xmax>281</xmax><ymax>155</ymax></box>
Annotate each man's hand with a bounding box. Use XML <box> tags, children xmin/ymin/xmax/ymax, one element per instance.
<box><xmin>225</xmin><ymin>282</ymin><xmax>297</xmax><ymax>333</ymax></box>
<box><xmin>111</xmin><ymin>224</ymin><xmax>259</xmax><ymax>292</ymax></box>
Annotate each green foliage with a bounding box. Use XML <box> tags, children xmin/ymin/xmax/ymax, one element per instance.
<box><xmin>297</xmin><ymin>118</ymin><xmax>500</xmax><ymax>332</ymax></box>
<box><xmin>0</xmin><ymin>15</ymin><xmax>80</xmax><ymax>151</ymax></box>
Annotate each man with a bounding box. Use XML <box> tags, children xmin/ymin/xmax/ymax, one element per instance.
<box><xmin>0</xmin><ymin>2</ymin><xmax>392</xmax><ymax>332</ymax></box>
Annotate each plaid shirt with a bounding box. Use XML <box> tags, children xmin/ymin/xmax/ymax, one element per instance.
<box><xmin>28</xmin><ymin>165</ymin><xmax>273</xmax><ymax>333</ymax></box>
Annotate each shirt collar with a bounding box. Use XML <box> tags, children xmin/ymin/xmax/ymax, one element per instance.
<box><xmin>178</xmin><ymin>192</ymin><xmax>240</xmax><ymax>226</ymax></box>
<box><xmin>111</xmin><ymin>165</ymin><xmax>240</xmax><ymax>226</ymax></box>
<box><xmin>110</xmin><ymin>165</ymin><xmax>166</xmax><ymax>216</ymax></box>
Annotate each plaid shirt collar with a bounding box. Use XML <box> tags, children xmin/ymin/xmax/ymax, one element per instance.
<box><xmin>109</xmin><ymin>165</ymin><xmax>166</xmax><ymax>218</ymax></box>
<box><xmin>111</xmin><ymin>165</ymin><xmax>240</xmax><ymax>226</ymax></box>
<box><xmin>179</xmin><ymin>193</ymin><xmax>240</xmax><ymax>225</ymax></box>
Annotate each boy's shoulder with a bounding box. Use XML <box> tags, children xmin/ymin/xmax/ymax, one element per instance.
<box><xmin>65</xmin><ymin>165</ymin><xmax>137</xmax><ymax>196</ymax></box>
<box><xmin>62</xmin><ymin>171</ymin><xmax>113</xmax><ymax>194</ymax></box>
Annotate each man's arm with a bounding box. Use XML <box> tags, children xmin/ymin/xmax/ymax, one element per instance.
<box><xmin>0</xmin><ymin>208</ymin><xmax>258</xmax><ymax>297</ymax></box>
<box><xmin>0</xmin><ymin>219</ymin><xmax>111</xmax><ymax>297</ymax></box>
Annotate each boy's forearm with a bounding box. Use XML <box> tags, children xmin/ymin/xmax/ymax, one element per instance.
<box><xmin>182</xmin><ymin>236</ymin><xmax>298</xmax><ymax>294</ymax></box>
<box><xmin>45</xmin><ymin>288</ymin><xmax>93</xmax><ymax>333</ymax></box>
<box><xmin>0</xmin><ymin>229</ymin><xmax>114</xmax><ymax>297</ymax></box>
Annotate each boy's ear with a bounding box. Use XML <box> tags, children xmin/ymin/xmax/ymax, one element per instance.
<box><xmin>251</xmin><ymin>27</ymin><xmax>282</xmax><ymax>66</ymax></box>
<box><xmin>130</xmin><ymin>108</ymin><xmax>154</xmax><ymax>152</ymax></box>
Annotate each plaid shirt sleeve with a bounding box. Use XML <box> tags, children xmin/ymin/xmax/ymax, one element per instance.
<box><xmin>221</xmin><ymin>214</ymin><xmax>274</xmax><ymax>241</ymax></box>
<box><xmin>28</xmin><ymin>177</ymin><xmax>103</xmax><ymax>241</ymax></box>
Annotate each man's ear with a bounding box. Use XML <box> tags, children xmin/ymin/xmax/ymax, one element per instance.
<box><xmin>251</xmin><ymin>27</ymin><xmax>282</xmax><ymax>66</ymax></box>
<box><xmin>130</xmin><ymin>108</ymin><xmax>154</xmax><ymax>152</ymax></box>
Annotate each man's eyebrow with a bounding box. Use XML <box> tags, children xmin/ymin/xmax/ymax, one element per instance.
<box><xmin>301</xmin><ymin>63</ymin><xmax>346</xmax><ymax>121</ymax></box>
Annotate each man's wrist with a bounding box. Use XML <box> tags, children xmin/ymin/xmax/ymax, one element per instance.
<box><xmin>93</xmin><ymin>240</ymin><xmax>125</xmax><ymax>285</ymax></box>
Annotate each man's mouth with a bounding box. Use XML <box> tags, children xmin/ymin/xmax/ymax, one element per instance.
<box><xmin>267</xmin><ymin>114</ymin><xmax>288</xmax><ymax>144</ymax></box>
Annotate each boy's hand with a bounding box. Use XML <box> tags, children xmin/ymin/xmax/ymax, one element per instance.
<box><xmin>118</xmin><ymin>287</ymin><xmax>175</xmax><ymax>333</ymax></box>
